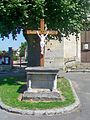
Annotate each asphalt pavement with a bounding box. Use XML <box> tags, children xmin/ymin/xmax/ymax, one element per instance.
<box><xmin>0</xmin><ymin>71</ymin><xmax>90</xmax><ymax>120</ymax></box>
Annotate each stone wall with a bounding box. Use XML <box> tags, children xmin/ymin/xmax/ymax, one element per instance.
<box><xmin>45</xmin><ymin>39</ymin><xmax>64</xmax><ymax>68</ymax></box>
<box><xmin>0</xmin><ymin>65</ymin><xmax>12</xmax><ymax>71</ymax></box>
<box><xmin>44</xmin><ymin>34</ymin><xmax>81</xmax><ymax>68</ymax></box>
<box><xmin>64</xmin><ymin>34</ymin><xmax>81</xmax><ymax>62</ymax></box>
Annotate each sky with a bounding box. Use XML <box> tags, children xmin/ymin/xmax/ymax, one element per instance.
<box><xmin>0</xmin><ymin>31</ymin><xmax>26</xmax><ymax>51</ymax></box>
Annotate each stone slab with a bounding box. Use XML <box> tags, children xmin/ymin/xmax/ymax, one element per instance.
<box><xmin>23</xmin><ymin>90</ymin><xmax>62</xmax><ymax>101</ymax></box>
<box><xmin>25</xmin><ymin>67</ymin><xmax>59</xmax><ymax>73</ymax></box>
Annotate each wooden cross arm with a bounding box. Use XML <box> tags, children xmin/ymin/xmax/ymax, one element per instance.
<box><xmin>26</xmin><ymin>30</ymin><xmax>58</xmax><ymax>35</ymax></box>
<box><xmin>47</xmin><ymin>31</ymin><xmax>58</xmax><ymax>35</ymax></box>
<box><xmin>25</xmin><ymin>30</ymin><xmax>38</xmax><ymax>35</ymax></box>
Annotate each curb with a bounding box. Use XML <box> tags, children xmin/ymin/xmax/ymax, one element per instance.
<box><xmin>68</xmin><ymin>69</ymin><xmax>90</xmax><ymax>72</ymax></box>
<box><xmin>0</xmin><ymin>78</ymin><xmax>80</xmax><ymax>116</ymax></box>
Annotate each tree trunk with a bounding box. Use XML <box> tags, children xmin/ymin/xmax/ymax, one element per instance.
<box><xmin>23</xmin><ymin>32</ymin><xmax>40</xmax><ymax>67</ymax></box>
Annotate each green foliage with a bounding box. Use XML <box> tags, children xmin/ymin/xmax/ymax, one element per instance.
<box><xmin>0</xmin><ymin>77</ymin><xmax>75</xmax><ymax>109</ymax></box>
<box><xmin>13</xmin><ymin>55</ymin><xmax>18</xmax><ymax>61</ymax></box>
<box><xmin>45</xmin><ymin>0</ymin><xmax>90</xmax><ymax>35</ymax></box>
<box><xmin>19</xmin><ymin>42</ymin><xmax>27</xmax><ymax>57</ymax></box>
<box><xmin>0</xmin><ymin>0</ymin><xmax>44</xmax><ymax>39</ymax></box>
<box><xmin>13</xmin><ymin>50</ymin><xmax>19</xmax><ymax>60</ymax></box>
<box><xmin>0</xmin><ymin>0</ymin><xmax>90</xmax><ymax>38</ymax></box>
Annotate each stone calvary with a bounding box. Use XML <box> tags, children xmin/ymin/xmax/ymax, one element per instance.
<box><xmin>22</xmin><ymin>19</ymin><xmax>61</xmax><ymax>101</ymax></box>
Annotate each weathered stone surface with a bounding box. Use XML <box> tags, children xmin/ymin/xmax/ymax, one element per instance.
<box><xmin>24</xmin><ymin>67</ymin><xmax>59</xmax><ymax>101</ymax></box>
<box><xmin>45</xmin><ymin>39</ymin><xmax>64</xmax><ymax>68</ymax></box>
<box><xmin>23</xmin><ymin>90</ymin><xmax>61</xmax><ymax>101</ymax></box>
<box><xmin>25</xmin><ymin>67</ymin><xmax>59</xmax><ymax>91</ymax></box>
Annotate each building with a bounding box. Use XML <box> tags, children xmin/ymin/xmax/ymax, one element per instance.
<box><xmin>45</xmin><ymin>31</ymin><xmax>90</xmax><ymax>69</ymax></box>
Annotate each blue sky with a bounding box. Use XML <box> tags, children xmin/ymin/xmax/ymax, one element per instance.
<box><xmin>0</xmin><ymin>31</ymin><xmax>26</xmax><ymax>51</ymax></box>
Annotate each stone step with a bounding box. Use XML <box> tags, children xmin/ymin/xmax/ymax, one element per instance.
<box><xmin>68</xmin><ymin>69</ymin><xmax>90</xmax><ymax>72</ymax></box>
<box><xmin>66</xmin><ymin>63</ymin><xmax>90</xmax><ymax>72</ymax></box>
<box><xmin>23</xmin><ymin>90</ymin><xmax>62</xmax><ymax>101</ymax></box>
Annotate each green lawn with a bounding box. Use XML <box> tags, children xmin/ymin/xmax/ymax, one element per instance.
<box><xmin>0</xmin><ymin>76</ymin><xmax>75</xmax><ymax>110</ymax></box>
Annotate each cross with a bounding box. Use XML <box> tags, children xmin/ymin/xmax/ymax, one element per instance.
<box><xmin>25</xmin><ymin>19</ymin><xmax>58</xmax><ymax>66</ymax></box>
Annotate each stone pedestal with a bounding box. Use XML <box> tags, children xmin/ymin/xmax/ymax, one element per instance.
<box><xmin>26</xmin><ymin>67</ymin><xmax>59</xmax><ymax>91</ymax></box>
<box><xmin>23</xmin><ymin>67</ymin><xmax>61</xmax><ymax>101</ymax></box>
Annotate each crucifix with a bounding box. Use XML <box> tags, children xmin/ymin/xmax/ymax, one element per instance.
<box><xmin>26</xmin><ymin>19</ymin><xmax>58</xmax><ymax>66</ymax></box>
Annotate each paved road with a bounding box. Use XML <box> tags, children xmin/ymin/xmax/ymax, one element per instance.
<box><xmin>0</xmin><ymin>72</ymin><xmax>90</xmax><ymax>120</ymax></box>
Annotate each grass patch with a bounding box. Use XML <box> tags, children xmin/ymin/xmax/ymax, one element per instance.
<box><xmin>0</xmin><ymin>76</ymin><xmax>75</xmax><ymax>110</ymax></box>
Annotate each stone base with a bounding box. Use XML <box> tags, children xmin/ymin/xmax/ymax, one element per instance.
<box><xmin>22</xmin><ymin>89</ymin><xmax>62</xmax><ymax>101</ymax></box>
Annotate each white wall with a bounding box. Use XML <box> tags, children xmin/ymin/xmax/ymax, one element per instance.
<box><xmin>64</xmin><ymin>34</ymin><xmax>81</xmax><ymax>62</ymax></box>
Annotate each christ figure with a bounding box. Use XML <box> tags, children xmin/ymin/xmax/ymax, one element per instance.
<box><xmin>37</xmin><ymin>31</ymin><xmax>49</xmax><ymax>55</ymax></box>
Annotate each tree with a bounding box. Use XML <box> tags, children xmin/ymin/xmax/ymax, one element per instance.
<box><xmin>19</xmin><ymin>42</ymin><xmax>27</xmax><ymax>57</ymax></box>
<box><xmin>0</xmin><ymin>0</ymin><xmax>90</xmax><ymax>66</ymax></box>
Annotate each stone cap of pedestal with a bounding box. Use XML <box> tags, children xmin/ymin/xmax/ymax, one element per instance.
<box><xmin>25</xmin><ymin>67</ymin><xmax>59</xmax><ymax>75</ymax></box>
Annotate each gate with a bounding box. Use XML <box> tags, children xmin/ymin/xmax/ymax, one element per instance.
<box><xmin>81</xmin><ymin>31</ymin><xmax>90</xmax><ymax>62</ymax></box>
